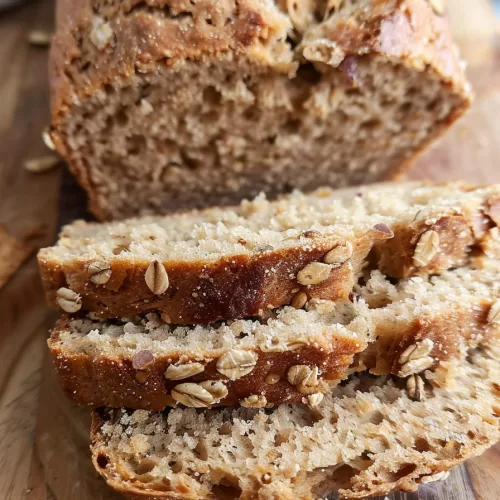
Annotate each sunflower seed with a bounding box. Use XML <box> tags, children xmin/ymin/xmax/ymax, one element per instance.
<box><xmin>291</xmin><ymin>291</ymin><xmax>308</xmax><ymax>309</ymax></box>
<box><xmin>145</xmin><ymin>261</ymin><xmax>169</xmax><ymax>295</ymax></box>
<box><xmin>160</xmin><ymin>311</ymin><xmax>172</xmax><ymax>324</ymax></box>
<box><xmin>56</xmin><ymin>287</ymin><xmax>82</xmax><ymax>313</ymax></box>
<box><xmin>165</xmin><ymin>363</ymin><xmax>205</xmax><ymax>380</ymax></box>
<box><xmin>413</xmin><ymin>230</ymin><xmax>440</xmax><ymax>267</ymax></box>
<box><xmin>88</xmin><ymin>262</ymin><xmax>112</xmax><ymax>285</ymax></box>
<box><xmin>297</xmin><ymin>262</ymin><xmax>332</xmax><ymax>285</ymax></box>
<box><xmin>216</xmin><ymin>350</ymin><xmax>258</xmax><ymax>379</ymax></box>
<box><xmin>323</xmin><ymin>241</ymin><xmax>353</xmax><ymax>266</ymax></box>
<box><xmin>240</xmin><ymin>394</ymin><xmax>267</xmax><ymax>408</ymax></box>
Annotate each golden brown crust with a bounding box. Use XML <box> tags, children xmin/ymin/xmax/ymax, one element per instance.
<box><xmin>49</xmin><ymin>295</ymin><xmax>500</xmax><ymax>411</ymax></box>
<box><xmin>49</xmin><ymin>315</ymin><xmax>364</xmax><ymax>410</ymax></box>
<box><xmin>39</xmin><ymin>233</ymin><xmax>372</xmax><ymax>323</ymax></box>
<box><xmin>361</xmin><ymin>300</ymin><xmax>498</xmax><ymax>377</ymax></box>
<box><xmin>372</xmin><ymin>215</ymin><xmax>475</xmax><ymax>279</ymax></box>
<box><xmin>38</xmin><ymin>186</ymin><xmax>500</xmax><ymax>324</ymax></box>
<box><xmin>301</xmin><ymin>0</ymin><xmax>469</xmax><ymax>92</ymax></box>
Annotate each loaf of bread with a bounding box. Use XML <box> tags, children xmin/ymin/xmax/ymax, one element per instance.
<box><xmin>48</xmin><ymin>261</ymin><xmax>500</xmax><ymax>410</ymax></box>
<box><xmin>90</xmin><ymin>339</ymin><xmax>500</xmax><ymax>499</ymax></box>
<box><xmin>49</xmin><ymin>0</ymin><xmax>471</xmax><ymax>220</ymax></box>
<box><xmin>49</xmin><ymin>299</ymin><xmax>371</xmax><ymax>409</ymax></box>
<box><xmin>38</xmin><ymin>182</ymin><xmax>500</xmax><ymax>324</ymax></box>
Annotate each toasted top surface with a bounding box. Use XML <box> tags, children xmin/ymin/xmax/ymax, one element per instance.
<box><xmin>39</xmin><ymin>183</ymin><xmax>500</xmax><ymax>263</ymax></box>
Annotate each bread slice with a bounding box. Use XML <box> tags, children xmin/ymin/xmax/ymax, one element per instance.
<box><xmin>90</xmin><ymin>340</ymin><xmax>500</xmax><ymax>499</ymax></box>
<box><xmin>49</xmin><ymin>299</ymin><xmax>372</xmax><ymax>409</ymax></box>
<box><xmin>48</xmin><ymin>261</ymin><xmax>500</xmax><ymax>410</ymax></box>
<box><xmin>357</xmin><ymin>262</ymin><xmax>500</xmax><ymax>378</ymax></box>
<box><xmin>49</xmin><ymin>0</ymin><xmax>471</xmax><ymax>220</ymax></box>
<box><xmin>38</xmin><ymin>182</ymin><xmax>500</xmax><ymax>324</ymax></box>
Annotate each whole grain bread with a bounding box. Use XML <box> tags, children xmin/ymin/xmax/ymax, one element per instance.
<box><xmin>48</xmin><ymin>261</ymin><xmax>500</xmax><ymax>410</ymax></box>
<box><xmin>38</xmin><ymin>182</ymin><xmax>500</xmax><ymax>324</ymax></box>
<box><xmin>49</xmin><ymin>299</ymin><xmax>372</xmax><ymax>409</ymax></box>
<box><xmin>49</xmin><ymin>0</ymin><xmax>471</xmax><ymax>220</ymax></box>
<box><xmin>90</xmin><ymin>340</ymin><xmax>500</xmax><ymax>499</ymax></box>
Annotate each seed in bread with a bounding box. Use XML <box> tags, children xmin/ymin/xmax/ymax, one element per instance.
<box><xmin>90</xmin><ymin>340</ymin><xmax>500</xmax><ymax>499</ymax></box>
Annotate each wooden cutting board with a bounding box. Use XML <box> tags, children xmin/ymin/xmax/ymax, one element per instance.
<box><xmin>1</xmin><ymin>0</ymin><xmax>500</xmax><ymax>499</ymax></box>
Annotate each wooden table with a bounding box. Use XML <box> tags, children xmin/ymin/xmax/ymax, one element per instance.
<box><xmin>0</xmin><ymin>1</ymin><xmax>499</xmax><ymax>499</ymax></box>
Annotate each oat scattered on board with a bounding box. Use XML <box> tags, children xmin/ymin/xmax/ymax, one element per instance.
<box><xmin>42</xmin><ymin>128</ymin><xmax>56</xmax><ymax>151</ymax></box>
<box><xmin>27</xmin><ymin>30</ymin><xmax>53</xmax><ymax>47</ymax></box>
<box><xmin>24</xmin><ymin>156</ymin><xmax>59</xmax><ymax>174</ymax></box>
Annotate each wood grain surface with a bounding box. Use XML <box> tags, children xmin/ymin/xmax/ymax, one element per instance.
<box><xmin>0</xmin><ymin>0</ymin><xmax>499</xmax><ymax>499</ymax></box>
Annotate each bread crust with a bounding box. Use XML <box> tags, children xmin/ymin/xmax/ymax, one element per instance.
<box><xmin>39</xmin><ymin>233</ymin><xmax>372</xmax><ymax>324</ymax></box>
<box><xmin>49</xmin><ymin>314</ymin><xmax>366</xmax><ymax>410</ymax></box>
<box><xmin>49</xmin><ymin>0</ymin><xmax>471</xmax><ymax>220</ymax></box>
<box><xmin>89</xmin><ymin>341</ymin><xmax>500</xmax><ymax>499</ymax></box>
<box><xmin>48</xmin><ymin>295</ymin><xmax>500</xmax><ymax>411</ymax></box>
<box><xmin>361</xmin><ymin>300</ymin><xmax>498</xmax><ymax>377</ymax></box>
<box><xmin>38</xmin><ymin>183</ymin><xmax>500</xmax><ymax>323</ymax></box>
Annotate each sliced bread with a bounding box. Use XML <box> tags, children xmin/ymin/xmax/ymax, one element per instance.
<box><xmin>90</xmin><ymin>340</ymin><xmax>500</xmax><ymax>499</ymax></box>
<box><xmin>48</xmin><ymin>261</ymin><xmax>500</xmax><ymax>410</ymax></box>
<box><xmin>49</xmin><ymin>299</ymin><xmax>371</xmax><ymax>409</ymax></box>
<box><xmin>49</xmin><ymin>0</ymin><xmax>471</xmax><ymax>220</ymax></box>
<box><xmin>38</xmin><ymin>182</ymin><xmax>500</xmax><ymax>324</ymax></box>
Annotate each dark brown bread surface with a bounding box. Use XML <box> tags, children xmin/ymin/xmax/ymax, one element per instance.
<box><xmin>89</xmin><ymin>340</ymin><xmax>500</xmax><ymax>499</ymax></box>
<box><xmin>49</xmin><ymin>0</ymin><xmax>471</xmax><ymax>220</ymax></box>
<box><xmin>48</xmin><ymin>262</ymin><xmax>500</xmax><ymax>411</ymax></box>
<box><xmin>38</xmin><ymin>183</ymin><xmax>500</xmax><ymax>324</ymax></box>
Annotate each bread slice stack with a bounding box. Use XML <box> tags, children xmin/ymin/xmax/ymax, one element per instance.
<box><xmin>38</xmin><ymin>182</ymin><xmax>500</xmax><ymax>499</ymax></box>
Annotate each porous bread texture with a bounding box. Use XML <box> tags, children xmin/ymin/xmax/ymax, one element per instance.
<box><xmin>37</xmin><ymin>182</ymin><xmax>500</xmax><ymax>324</ymax></box>
<box><xmin>357</xmin><ymin>262</ymin><xmax>500</xmax><ymax>377</ymax></box>
<box><xmin>48</xmin><ymin>261</ymin><xmax>500</xmax><ymax>410</ymax></box>
<box><xmin>90</xmin><ymin>340</ymin><xmax>500</xmax><ymax>500</ymax></box>
<box><xmin>49</xmin><ymin>0</ymin><xmax>471</xmax><ymax>220</ymax></box>
<box><xmin>50</xmin><ymin>300</ymin><xmax>371</xmax><ymax>409</ymax></box>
